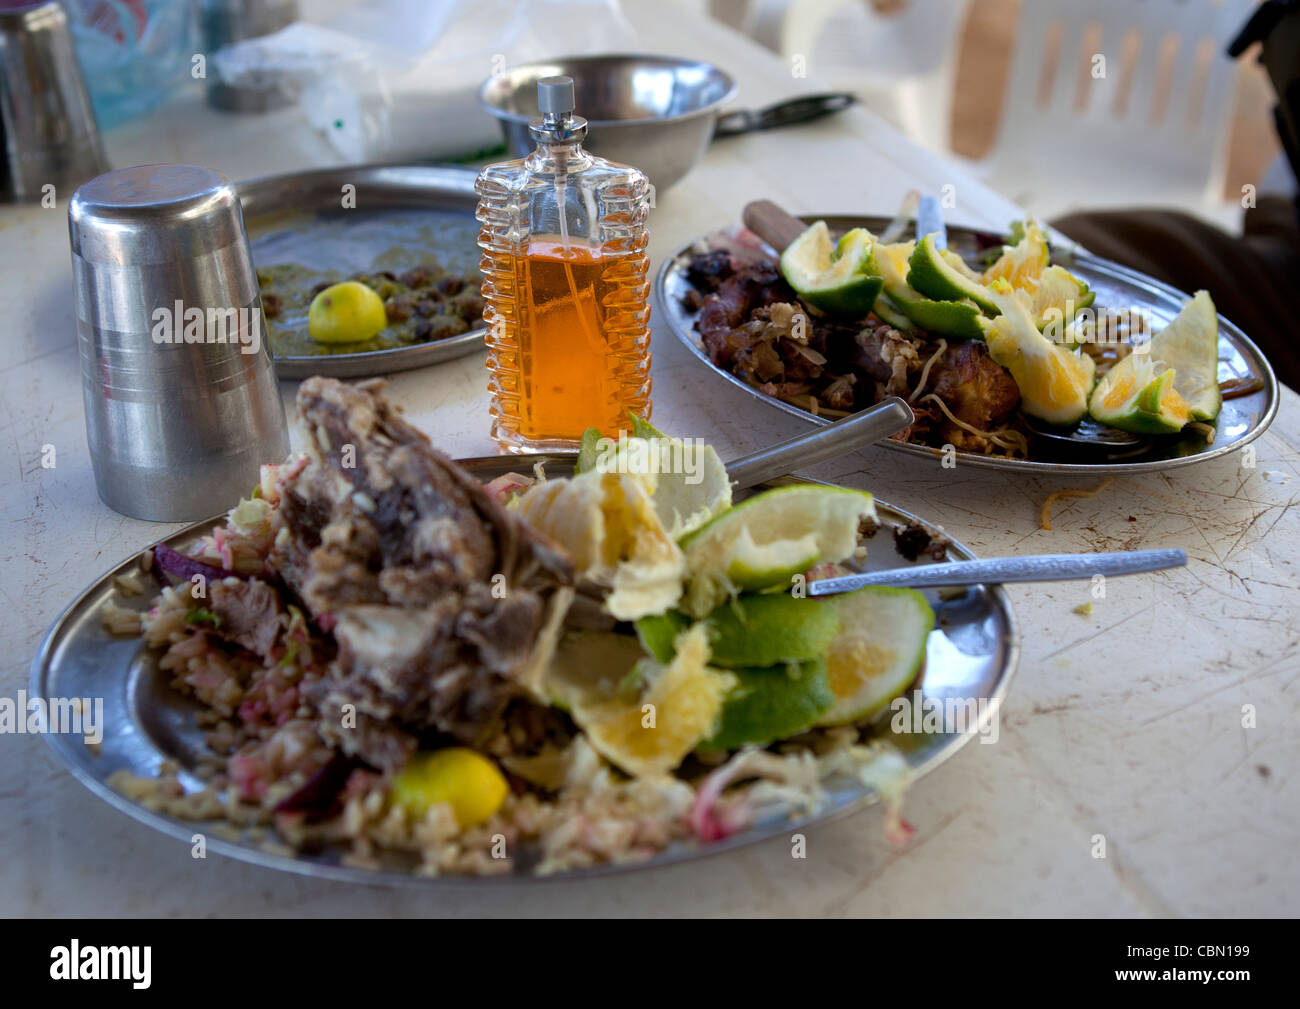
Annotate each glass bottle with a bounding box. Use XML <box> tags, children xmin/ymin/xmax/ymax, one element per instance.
<box><xmin>475</xmin><ymin>76</ymin><xmax>652</xmax><ymax>453</ymax></box>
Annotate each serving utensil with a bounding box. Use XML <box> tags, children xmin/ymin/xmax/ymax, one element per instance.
<box><xmin>809</xmin><ymin>547</ymin><xmax>1187</xmax><ymax>594</ymax></box>
<box><xmin>1021</xmin><ymin>414</ymin><xmax>1147</xmax><ymax>453</ymax></box>
<box><xmin>725</xmin><ymin>396</ymin><xmax>913</xmax><ymax>489</ymax></box>
<box><xmin>713</xmin><ymin>92</ymin><xmax>855</xmax><ymax>137</ymax></box>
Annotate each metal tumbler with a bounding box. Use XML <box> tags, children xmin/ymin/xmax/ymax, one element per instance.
<box><xmin>68</xmin><ymin>163</ymin><xmax>289</xmax><ymax>522</ymax></box>
<box><xmin>0</xmin><ymin>0</ymin><xmax>108</xmax><ymax>203</ymax></box>
<box><xmin>201</xmin><ymin>0</ymin><xmax>300</xmax><ymax>112</ymax></box>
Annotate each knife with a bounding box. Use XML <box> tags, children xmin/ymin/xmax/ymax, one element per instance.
<box><xmin>915</xmin><ymin>193</ymin><xmax>947</xmax><ymax>250</ymax></box>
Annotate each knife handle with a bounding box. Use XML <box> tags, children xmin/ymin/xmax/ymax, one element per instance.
<box><xmin>742</xmin><ymin>199</ymin><xmax>809</xmax><ymax>253</ymax></box>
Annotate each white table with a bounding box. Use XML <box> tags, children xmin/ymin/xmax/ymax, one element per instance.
<box><xmin>2</xmin><ymin>7</ymin><xmax>1296</xmax><ymax>918</ymax></box>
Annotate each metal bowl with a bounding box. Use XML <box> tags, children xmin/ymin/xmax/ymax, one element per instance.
<box><xmin>478</xmin><ymin>54</ymin><xmax>738</xmax><ymax>191</ymax></box>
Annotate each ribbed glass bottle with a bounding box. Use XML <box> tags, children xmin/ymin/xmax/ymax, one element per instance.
<box><xmin>475</xmin><ymin>82</ymin><xmax>651</xmax><ymax>453</ymax></box>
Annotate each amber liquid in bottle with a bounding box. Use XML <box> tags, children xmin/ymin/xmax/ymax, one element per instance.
<box><xmin>476</xmin><ymin>77</ymin><xmax>651</xmax><ymax>453</ymax></box>
<box><xmin>508</xmin><ymin>238</ymin><xmax>650</xmax><ymax>443</ymax></box>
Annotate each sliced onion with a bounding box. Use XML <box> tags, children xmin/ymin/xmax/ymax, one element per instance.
<box><xmin>152</xmin><ymin>542</ymin><xmax>234</xmax><ymax>584</ymax></box>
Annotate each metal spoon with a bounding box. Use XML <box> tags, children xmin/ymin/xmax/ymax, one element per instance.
<box><xmin>725</xmin><ymin>396</ymin><xmax>913</xmax><ymax>490</ymax></box>
<box><xmin>809</xmin><ymin>547</ymin><xmax>1187</xmax><ymax>594</ymax></box>
<box><xmin>1022</xmin><ymin>414</ymin><xmax>1148</xmax><ymax>453</ymax></box>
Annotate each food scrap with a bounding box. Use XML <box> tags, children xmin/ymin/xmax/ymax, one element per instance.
<box><xmin>1040</xmin><ymin>477</ymin><xmax>1114</xmax><ymax>531</ymax></box>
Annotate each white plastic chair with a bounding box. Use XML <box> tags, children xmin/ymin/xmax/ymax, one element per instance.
<box><xmin>978</xmin><ymin>0</ymin><xmax>1256</xmax><ymax>225</ymax></box>
<box><xmin>722</xmin><ymin>0</ymin><xmax>971</xmax><ymax>151</ymax></box>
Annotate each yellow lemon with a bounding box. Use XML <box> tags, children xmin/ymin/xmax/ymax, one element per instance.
<box><xmin>390</xmin><ymin>748</ymin><xmax>509</xmax><ymax>827</ymax></box>
<box><xmin>307</xmin><ymin>280</ymin><xmax>387</xmax><ymax>344</ymax></box>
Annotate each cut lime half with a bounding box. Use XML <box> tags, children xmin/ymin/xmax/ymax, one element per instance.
<box><xmin>816</xmin><ymin>586</ymin><xmax>934</xmax><ymax>726</ymax></box>
<box><xmin>780</xmin><ymin>222</ymin><xmax>883</xmax><ymax>318</ymax></box>
<box><xmin>907</xmin><ymin>233</ymin><xmax>1001</xmax><ymax>315</ymax></box>
<box><xmin>680</xmin><ymin>484</ymin><xmax>876</xmax><ymax>617</ymax></box>
<box><xmin>1086</xmin><ymin>290</ymin><xmax>1220</xmax><ymax>430</ymax></box>
<box><xmin>1146</xmin><ymin>289</ymin><xmax>1221</xmax><ymax>421</ymax></box>
<box><xmin>1089</xmin><ymin>358</ymin><xmax>1192</xmax><ymax>434</ymax></box>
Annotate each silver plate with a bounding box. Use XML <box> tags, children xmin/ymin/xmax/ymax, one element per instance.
<box><xmin>237</xmin><ymin>164</ymin><xmax>486</xmax><ymax>380</ymax></box>
<box><xmin>32</xmin><ymin>460</ymin><xmax>1018</xmax><ymax>885</ymax></box>
<box><xmin>657</xmin><ymin>215</ymin><xmax>1280</xmax><ymax>474</ymax></box>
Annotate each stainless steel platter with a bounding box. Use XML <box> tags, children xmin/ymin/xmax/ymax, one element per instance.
<box><xmin>657</xmin><ymin>215</ymin><xmax>1280</xmax><ymax>474</ymax></box>
<box><xmin>32</xmin><ymin>460</ymin><xmax>1018</xmax><ymax>886</ymax></box>
<box><xmin>237</xmin><ymin>164</ymin><xmax>486</xmax><ymax>380</ymax></box>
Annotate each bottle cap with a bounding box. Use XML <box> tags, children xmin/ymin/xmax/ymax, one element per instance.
<box><xmin>537</xmin><ymin>76</ymin><xmax>575</xmax><ymax>116</ymax></box>
<box><xmin>529</xmin><ymin>74</ymin><xmax>586</xmax><ymax>144</ymax></box>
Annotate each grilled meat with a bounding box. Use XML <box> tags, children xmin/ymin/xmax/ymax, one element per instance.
<box><xmin>684</xmin><ymin>249</ymin><xmax>734</xmax><ymax>293</ymax></box>
<box><xmin>691</xmin><ymin>254</ymin><xmax>1023</xmax><ymax>449</ymax></box>
<box><xmin>928</xmin><ymin>340</ymin><xmax>1020</xmax><ymax>437</ymax></box>
<box><xmin>209</xmin><ymin>577</ymin><xmax>284</xmax><ymax>656</ymax></box>
<box><xmin>697</xmin><ymin>262</ymin><xmax>798</xmax><ymax>368</ymax></box>
<box><xmin>856</xmin><ymin>325</ymin><xmax>920</xmax><ymax>399</ymax></box>
<box><xmin>273</xmin><ymin>377</ymin><xmax>573</xmax><ymax>769</ymax></box>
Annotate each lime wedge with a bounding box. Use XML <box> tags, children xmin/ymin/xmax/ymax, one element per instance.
<box><xmin>635</xmin><ymin>609</ymin><xmax>689</xmax><ymax>663</ymax></box>
<box><xmin>982</xmin><ymin>280</ymin><xmax>1096</xmax><ymax>425</ymax></box>
<box><xmin>908</xmin><ymin>233</ymin><xmax>1001</xmax><ymax>314</ymax></box>
<box><xmin>867</xmin><ymin>237</ymin><xmax>986</xmax><ymax>340</ymax></box>
<box><xmin>575</xmin><ymin>428</ymin><xmax>604</xmax><ymax>474</ymax></box>
<box><xmin>577</xmin><ymin>420</ymin><xmax>732</xmax><ymax>538</ymax></box>
<box><xmin>891</xmin><ymin>294</ymin><xmax>987</xmax><ymax>341</ymax></box>
<box><xmin>639</xmin><ymin>594</ymin><xmax>841</xmax><ymax>668</ymax></box>
<box><xmin>1027</xmin><ymin>264</ymin><xmax>1095</xmax><ymax>334</ymax></box>
<box><xmin>1087</xmin><ymin>290</ymin><xmax>1220</xmax><ymax>430</ymax></box>
<box><xmin>701</xmin><ymin>659</ymin><xmax>835</xmax><ymax>751</ymax></box>
<box><xmin>982</xmin><ymin>218</ymin><xmax>1050</xmax><ymax>288</ymax></box>
<box><xmin>704</xmin><ymin>593</ymin><xmax>840</xmax><ymax>667</ymax></box>
<box><xmin>780</xmin><ymin>222</ymin><xmax>883</xmax><ymax>317</ymax></box>
<box><xmin>1090</xmin><ymin>361</ymin><xmax>1192</xmax><ymax>434</ymax></box>
<box><xmin>511</xmin><ymin>469</ymin><xmax>684</xmax><ymax>620</ymax></box>
<box><xmin>680</xmin><ymin>484</ymin><xmax>876</xmax><ymax>617</ymax></box>
<box><xmin>871</xmin><ymin>292</ymin><xmax>917</xmax><ymax>331</ymax></box>
<box><xmin>606</xmin><ymin>436</ymin><xmax>731</xmax><ymax>539</ymax></box>
<box><xmin>1146</xmin><ymin>290</ymin><xmax>1221</xmax><ymax>421</ymax></box>
<box><xmin>816</xmin><ymin>586</ymin><xmax>934</xmax><ymax>726</ymax></box>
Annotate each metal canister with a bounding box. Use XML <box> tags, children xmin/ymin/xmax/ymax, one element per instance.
<box><xmin>0</xmin><ymin>0</ymin><xmax>108</xmax><ymax>203</ymax></box>
<box><xmin>68</xmin><ymin>163</ymin><xmax>288</xmax><ymax>521</ymax></box>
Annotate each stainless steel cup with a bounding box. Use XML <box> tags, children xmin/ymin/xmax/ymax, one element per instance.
<box><xmin>0</xmin><ymin>0</ymin><xmax>108</xmax><ymax>203</ymax></box>
<box><xmin>69</xmin><ymin>163</ymin><xmax>289</xmax><ymax>521</ymax></box>
<box><xmin>201</xmin><ymin>0</ymin><xmax>299</xmax><ymax>112</ymax></box>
